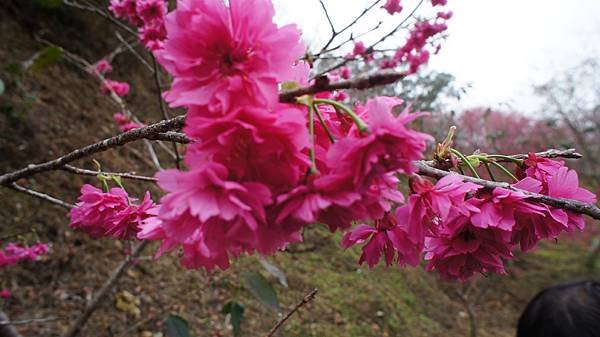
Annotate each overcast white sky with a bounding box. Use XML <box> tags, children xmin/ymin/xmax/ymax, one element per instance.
<box><xmin>273</xmin><ymin>0</ymin><xmax>600</xmax><ymax>114</ymax></box>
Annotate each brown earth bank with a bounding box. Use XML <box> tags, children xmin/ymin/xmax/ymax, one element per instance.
<box><xmin>1</xmin><ymin>1</ymin><xmax>599</xmax><ymax>337</ymax></box>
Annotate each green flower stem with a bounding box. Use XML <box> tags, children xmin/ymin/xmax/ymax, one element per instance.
<box><xmin>485</xmin><ymin>154</ymin><xmax>524</xmax><ymax>165</ymax></box>
<box><xmin>450</xmin><ymin>148</ymin><xmax>480</xmax><ymax>179</ymax></box>
<box><xmin>485</xmin><ymin>159</ymin><xmax>519</xmax><ymax>182</ymax></box>
<box><xmin>484</xmin><ymin>162</ymin><xmax>497</xmax><ymax>181</ymax></box>
<box><xmin>313</xmin><ymin>98</ymin><xmax>368</xmax><ymax>133</ymax></box>
<box><xmin>313</xmin><ymin>104</ymin><xmax>336</xmax><ymax>143</ymax></box>
<box><xmin>308</xmin><ymin>105</ymin><xmax>318</xmax><ymax>174</ymax></box>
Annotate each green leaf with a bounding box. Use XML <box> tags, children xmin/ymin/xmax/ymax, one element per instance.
<box><xmin>37</xmin><ymin>0</ymin><xmax>62</xmax><ymax>7</ymax></box>
<box><xmin>259</xmin><ymin>258</ymin><xmax>288</xmax><ymax>288</ymax></box>
<box><xmin>165</xmin><ymin>315</ymin><xmax>190</xmax><ymax>337</ymax></box>
<box><xmin>0</xmin><ymin>79</ymin><xmax>4</xmax><ymax>96</ymax></box>
<box><xmin>222</xmin><ymin>301</ymin><xmax>244</xmax><ymax>337</ymax></box>
<box><xmin>243</xmin><ymin>271</ymin><xmax>280</xmax><ymax>313</ymax></box>
<box><xmin>25</xmin><ymin>47</ymin><xmax>63</xmax><ymax>73</ymax></box>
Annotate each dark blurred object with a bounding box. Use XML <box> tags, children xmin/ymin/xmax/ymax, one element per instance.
<box><xmin>517</xmin><ymin>280</ymin><xmax>600</xmax><ymax>337</ymax></box>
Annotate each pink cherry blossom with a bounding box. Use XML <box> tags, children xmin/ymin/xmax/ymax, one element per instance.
<box><xmin>184</xmin><ymin>104</ymin><xmax>309</xmax><ymax>190</ymax></box>
<box><xmin>383</xmin><ymin>0</ymin><xmax>403</xmax><ymax>15</ymax></box>
<box><xmin>101</xmin><ymin>80</ymin><xmax>130</xmax><ymax>97</ymax></box>
<box><xmin>109</xmin><ymin>0</ymin><xmax>141</xmax><ymax>26</ymax></box>
<box><xmin>545</xmin><ymin>167</ymin><xmax>597</xmax><ymax>231</ymax></box>
<box><xmin>352</xmin><ymin>41</ymin><xmax>367</xmax><ymax>56</ymax></box>
<box><xmin>69</xmin><ymin>184</ymin><xmax>157</xmax><ymax>239</ymax></box>
<box><xmin>93</xmin><ymin>59</ymin><xmax>113</xmax><ymax>75</ymax></box>
<box><xmin>113</xmin><ymin>113</ymin><xmax>144</xmax><ymax>132</ymax></box>
<box><xmin>524</xmin><ymin>153</ymin><xmax>564</xmax><ymax>185</ymax></box>
<box><xmin>431</xmin><ymin>0</ymin><xmax>447</xmax><ymax>6</ymax></box>
<box><xmin>69</xmin><ymin>184</ymin><xmax>130</xmax><ymax>238</ymax></box>
<box><xmin>136</xmin><ymin>0</ymin><xmax>167</xmax><ymax>24</ymax></box>
<box><xmin>0</xmin><ymin>242</ymin><xmax>49</xmax><ymax>267</ymax></box>
<box><xmin>105</xmin><ymin>191</ymin><xmax>159</xmax><ymax>240</ymax></box>
<box><xmin>424</xmin><ymin>208</ymin><xmax>514</xmax><ymax>281</ymax></box>
<box><xmin>138</xmin><ymin>22</ymin><xmax>167</xmax><ymax>51</ymax></box>
<box><xmin>339</xmin><ymin>66</ymin><xmax>352</xmax><ymax>79</ymax></box>
<box><xmin>341</xmin><ymin>212</ymin><xmax>420</xmax><ymax>268</ymax></box>
<box><xmin>156</xmin><ymin>0</ymin><xmax>305</xmax><ymax>111</ymax></box>
<box><xmin>437</xmin><ymin>11</ymin><xmax>453</xmax><ymax>20</ymax></box>
<box><xmin>470</xmin><ymin>188</ymin><xmax>546</xmax><ymax>232</ymax></box>
<box><xmin>324</xmin><ymin>97</ymin><xmax>432</xmax><ymax>190</ymax></box>
<box><xmin>404</xmin><ymin>174</ymin><xmax>480</xmax><ymax>249</ymax></box>
<box><xmin>140</xmin><ymin>162</ymin><xmax>277</xmax><ymax>271</ymax></box>
<box><xmin>0</xmin><ymin>289</ymin><xmax>11</xmax><ymax>299</ymax></box>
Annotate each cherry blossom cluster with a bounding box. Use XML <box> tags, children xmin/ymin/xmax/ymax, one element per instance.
<box><xmin>343</xmin><ymin>154</ymin><xmax>596</xmax><ymax>281</ymax></box>
<box><xmin>109</xmin><ymin>0</ymin><xmax>168</xmax><ymax>51</ymax></box>
<box><xmin>355</xmin><ymin>0</ymin><xmax>452</xmax><ymax>73</ymax></box>
<box><xmin>124</xmin><ymin>0</ymin><xmax>431</xmax><ymax>272</ymax></box>
<box><xmin>61</xmin><ymin>0</ymin><xmax>599</xmax><ymax>282</ymax></box>
<box><xmin>0</xmin><ymin>242</ymin><xmax>49</xmax><ymax>268</ymax></box>
<box><xmin>68</xmin><ymin>184</ymin><xmax>158</xmax><ymax>240</ymax></box>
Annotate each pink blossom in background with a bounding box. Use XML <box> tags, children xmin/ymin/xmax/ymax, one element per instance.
<box><xmin>352</xmin><ymin>41</ymin><xmax>367</xmax><ymax>57</ymax></box>
<box><xmin>109</xmin><ymin>0</ymin><xmax>141</xmax><ymax>26</ymax></box>
<box><xmin>339</xmin><ymin>66</ymin><xmax>351</xmax><ymax>80</ymax></box>
<box><xmin>156</xmin><ymin>0</ymin><xmax>305</xmax><ymax>112</ymax></box>
<box><xmin>135</xmin><ymin>0</ymin><xmax>167</xmax><ymax>24</ymax></box>
<box><xmin>113</xmin><ymin>112</ymin><xmax>144</xmax><ymax>132</ymax></box>
<box><xmin>138</xmin><ymin>22</ymin><xmax>167</xmax><ymax>51</ymax></box>
<box><xmin>437</xmin><ymin>11</ymin><xmax>453</xmax><ymax>20</ymax></box>
<box><xmin>0</xmin><ymin>289</ymin><xmax>11</xmax><ymax>299</ymax></box>
<box><xmin>101</xmin><ymin>80</ymin><xmax>130</xmax><ymax>97</ymax></box>
<box><xmin>333</xmin><ymin>90</ymin><xmax>349</xmax><ymax>102</ymax></box>
<box><xmin>0</xmin><ymin>242</ymin><xmax>49</xmax><ymax>268</ymax></box>
<box><xmin>383</xmin><ymin>0</ymin><xmax>403</xmax><ymax>15</ymax></box>
<box><xmin>431</xmin><ymin>0</ymin><xmax>447</xmax><ymax>6</ymax></box>
<box><xmin>93</xmin><ymin>59</ymin><xmax>113</xmax><ymax>75</ymax></box>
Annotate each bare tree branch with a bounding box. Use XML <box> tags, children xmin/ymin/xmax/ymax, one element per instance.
<box><xmin>8</xmin><ymin>183</ymin><xmax>75</xmax><ymax>209</ymax></box>
<box><xmin>265</xmin><ymin>288</ymin><xmax>318</xmax><ymax>337</ymax></box>
<box><xmin>64</xmin><ymin>241</ymin><xmax>148</xmax><ymax>337</ymax></box>
<box><xmin>280</xmin><ymin>70</ymin><xmax>407</xmax><ymax>102</ymax></box>
<box><xmin>0</xmin><ymin>316</ymin><xmax>68</xmax><ymax>326</ymax></box>
<box><xmin>0</xmin><ymin>116</ymin><xmax>185</xmax><ymax>186</ymax></box>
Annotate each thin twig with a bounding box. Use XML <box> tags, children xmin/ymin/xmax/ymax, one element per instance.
<box><xmin>61</xmin><ymin>165</ymin><xmax>157</xmax><ymax>182</ymax></box>
<box><xmin>281</xmin><ymin>70</ymin><xmax>407</xmax><ymax>102</ymax></box>
<box><xmin>63</xmin><ymin>0</ymin><xmax>137</xmax><ymax>36</ymax></box>
<box><xmin>152</xmin><ymin>56</ymin><xmax>182</xmax><ymax>169</ymax></box>
<box><xmin>265</xmin><ymin>288</ymin><xmax>318</xmax><ymax>337</ymax></box>
<box><xmin>64</xmin><ymin>241</ymin><xmax>148</xmax><ymax>337</ymax></box>
<box><xmin>0</xmin><ymin>316</ymin><xmax>69</xmax><ymax>326</ymax></box>
<box><xmin>8</xmin><ymin>183</ymin><xmax>75</xmax><ymax>209</ymax></box>
<box><xmin>115</xmin><ymin>32</ymin><xmax>154</xmax><ymax>72</ymax></box>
